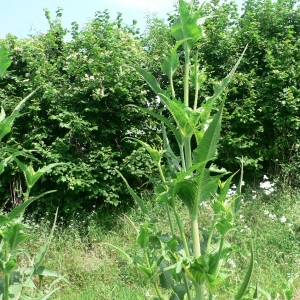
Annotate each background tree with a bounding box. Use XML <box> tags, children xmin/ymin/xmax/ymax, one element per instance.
<box><xmin>0</xmin><ymin>8</ymin><xmax>158</xmax><ymax>215</ymax></box>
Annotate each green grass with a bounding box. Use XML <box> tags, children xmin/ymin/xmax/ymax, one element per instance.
<box><xmin>20</xmin><ymin>185</ymin><xmax>300</xmax><ymax>299</ymax></box>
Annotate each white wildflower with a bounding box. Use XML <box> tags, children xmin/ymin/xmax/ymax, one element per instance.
<box><xmin>227</xmin><ymin>258</ymin><xmax>236</xmax><ymax>268</ymax></box>
<box><xmin>268</xmin><ymin>213</ymin><xmax>276</xmax><ymax>220</ymax></box>
<box><xmin>280</xmin><ymin>216</ymin><xmax>287</xmax><ymax>223</ymax></box>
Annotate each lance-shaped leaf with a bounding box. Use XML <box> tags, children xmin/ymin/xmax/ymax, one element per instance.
<box><xmin>137</xmin><ymin>223</ymin><xmax>149</xmax><ymax>249</ymax></box>
<box><xmin>116</xmin><ymin>170</ymin><xmax>149</xmax><ymax>216</ymax></box>
<box><xmin>0</xmin><ymin>113</ymin><xmax>21</xmax><ymax>142</ymax></box>
<box><xmin>125</xmin><ymin>137</ymin><xmax>164</xmax><ymax>165</ymax></box>
<box><xmin>3</xmin><ymin>223</ymin><xmax>27</xmax><ymax>253</ymax></box>
<box><xmin>171</xmin><ymin>0</ymin><xmax>204</xmax><ymax>50</ymax></box>
<box><xmin>20</xmin><ymin>288</ymin><xmax>60</xmax><ymax>300</ymax></box>
<box><xmin>0</xmin><ymin>42</ymin><xmax>11</xmax><ymax>77</ymax></box>
<box><xmin>14</xmin><ymin>159</ymin><xmax>64</xmax><ymax>189</ymax></box>
<box><xmin>34</xmin><ymin>209</ymin><xmax>58</xmax><ymax>272</ymax></box>
<box><xmin>234</xmin><ymin>244</ymin><xmax>254</xmax><ymax>300</ymax></box>
<box><xmin>205</xmin><ymin>46</ymin><xmax>247</xmax><ymax>108</ymax></box>
<box><xmin>193</xmin><ymin>103</ymin><xmax>224</xmax><ymax>167</ymax></box>
<box><xmin>8</xmin><ymin>190</ymin><xmax>56</xmax><ymax>220</ymax></box>
<box><xmin>170</xmin><ymin>283</ymin><xmax>187</xmax><ymax>300</ymax></box>
<box><xmin>159</xmin><ymin>94</ymin><xmax>198</xmax><ymax>139</ymax></box>
<box><xmin>132</xmin><ymin>66</ymin><xmax>165</xmax><ymax>95</ymax></box>
<box><xmin>218</xmin><ymin>171</ymin><xmax>239</xmax><ymax>204</ymax></box>
<box><xmin>161</xmin><ymin>39</ymin><xmax>187</xmax><ymax>81</ymax></box>
<box><xmin>127</xmin><ymin>105</ymin><xmax>183</xmax><ymax>148</ymax></box>
<box><xmin>0</xmin><ymin>156</ymin><xmax>13</xmax><ymax>175</ymax></box>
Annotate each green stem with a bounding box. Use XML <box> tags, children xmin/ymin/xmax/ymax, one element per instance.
<box><xmin>145</xmin><ymin>251</ymin><xmax>165</xmax><ymax>300</ymax></box>
<box><xmin>170</xmin><ymin>75</ymin><xmax>175</xmax><ymax>99</ymax></box>
<box><xmin>180</xmin><ymin>145</ymin><xmax>186</xmax><ymax>172</ymax></box>
<box><xmin>206</xmin><ymin>215</ymin><xmax>218</xmax><ymax>254</ymax></box>
<box><xmin>184</xmin><ymin>46</ymin><xmax>190</xmax><ymax>107</ymax></box>
<box><xmin>195</xmin><ymin>282</ymin><xmax>205</xmax><ymax>300</ymax></box>
<box><xmin>174</xmin><ymin>209</ymin><xmax>190</xmax><ymax>257</ymax></box>
<box><xmin>20</xmin><ymin>188</ymin><xmax>31</xmax><ymax>218</ymax></box>
<box><xmin>154</xmin><ymin>281</ymin><xmax>165</xmax><ymax>300</ymax></box>
<box><xmin>4</xmin><ymin>243</ymin><xmax>9</xmax><ymax>300</ymax></box>
<box><xmin>166</xmin><ymin>205</ymin><xmax>175</xmax><ymax>237</ymax></box>
<box><xmin>191</xmin><ymin>211</ymin><xmax>201</xmax><ymax>259</ymax></box>
<box><xmin>193</xmin><ymin>51</ymin><xmax>199</xmax><ymax>110</ymax></box>
<box><xmin>214</xmin><ymin>236</ymin><xmax>225</xmax><ymax>277</ymax></box>
<box><xmin>184</xmin><ymin>138</ymin><xmax>192</xmax><ymax>171</ymax></box>
<box><xmin>183</xmin><ymin>274</ymin><xmax>193</xmax><ymax>300</ymax></box>
<box><xmin>157</xmin><ymin>164</ymin><xmax>175</xmax><ymax>236</ymax></box>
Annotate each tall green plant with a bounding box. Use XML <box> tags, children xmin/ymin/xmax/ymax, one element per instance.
<box><xmin>0</xmin><ymin>42</ymin><xmax>65</xmax><ymax>300</ymax></box>
<box><xmin>110</xmin><ymin>1</ymin><xmax>256</xmax><ymax>299</ymax></box>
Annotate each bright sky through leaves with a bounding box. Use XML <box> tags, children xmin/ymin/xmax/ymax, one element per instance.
<box><xmin>0</xmin><ymin>0</ymin><xmax>243</xmax><ymax>39</ymax></box>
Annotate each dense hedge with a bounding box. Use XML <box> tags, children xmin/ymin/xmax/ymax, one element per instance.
<box><xmin>0</xmin><ymin>9</ymin><xmax>158</xmax><ymax>214</ymax></box>
<box><xmin>1</xmin><ymin>0</ymin><xmax>300</xmax><ymax>216</ymax></box>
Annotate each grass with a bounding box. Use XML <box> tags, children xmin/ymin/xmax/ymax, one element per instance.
<box><xmin>20</xmin><ymin>184</ymin><xmax>300</xmax><ymax>299</ymax></box>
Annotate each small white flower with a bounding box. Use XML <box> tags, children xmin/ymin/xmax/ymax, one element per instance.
<box><xmin>268</xmin><ymin>213</ymin><xmax>276</xmax><ymax>220</ymax></box>
<box><xmin>263</xmin><ymin>175</ymin><xmax>269</xmax><ymax>180</ymax></box>
<box><xmin>227</xmin><ymin>258</ymin><xmax>236</xmax><ymax>268</ymax></box>
<box><xmin>264</xmin><ymin>210</ymin><xmax>269</xmax><ymax>215</ymax></box>
<box><xmin>280</xmin><ymin>216</ymin><xmax>287</xmax><ymax>223</ymax></box>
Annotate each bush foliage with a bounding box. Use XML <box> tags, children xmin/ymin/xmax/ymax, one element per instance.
<box><xmin>1</xmin><ymin>0</ymin><xmax>300</xmax><ymax>214</ymax></box>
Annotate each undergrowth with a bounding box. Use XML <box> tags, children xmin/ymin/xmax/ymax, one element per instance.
<box><xmin>18</xmin><ymin>185</ymin><xmax>300</xmax><ymax>300</ymax></box>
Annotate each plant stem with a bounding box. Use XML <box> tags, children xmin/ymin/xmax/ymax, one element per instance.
<box><xmin>180</xmin><ymin>145</ymin><xmax>186</xmax><ymax>172</ymax></box>
<box><xmin>191</xmin><ymin>212</ymin><xmax>201</xmax><ymax>259</ymax></box>
<box><xmin>4</xmin><ymin>243</ymin><xmax>9</xmax><ymax>300</ymax></box>
<box><xmin>154</xmin><ymin>281</ymin><xmax>165</xmax><ymax>300</ymax></box>
<box><xmin>184</xmin><ymin>138</ymin><xmax>192</xmax><ymax>171</ymax></box>
<box><xmin>195</xmin><ymin>282</ymin><xmax>205</xmax><ymax>300</ymax></box>
<box><xmin>157</xmin><ymin>164</ymin><xmax>175</xmax><ymax>236</ymax></box>
<box><xmin>193</xmin><ymin>51</ymin><xmax>199</xmax><ymax>110</ymax></box>
<box><xmin>183</xmin><ymin>274</ymin><xmax>193</xmax><ymax>300</ymax></box>
<box><xmin>214</xmin><ymin>236</ymin><xmax>225</xmax><ymax>277</ymax></box>
<box><xmin>206</xmin><ymin>215</ymin><xmax>218</xmax><ymax>254</ymax></box>
<box><xmin>174</xmin><ymin>209</ymin><xmax>190</xmax><ymax>257</ymax></box>
<box><xmin>183</xmin><ymin>46</ymin><xmax>190</xmax><ymax>107</ymax></box>
<box><xmin>170</xmin><ymin>76</ymin><xmax>175</xmax><ymax>99</ymax></box>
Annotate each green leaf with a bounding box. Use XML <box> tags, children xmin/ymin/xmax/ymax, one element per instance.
<box><xmin>159</xmin><ymin>269</ymin><xmax>174</xmax><ymax>289</ymax></box>
<box><xmin>161</xmin><ymin>40</ymin><xmax>186</xmax><ymax>81</ymax></box>
<box><xmin>35</xmin><ymin>266</ymin><xmax>60</xmax><ymax>277</ymax></box>
<box><xmin>234</xmin><ymin>244</ymin><xmax>254</xmax><ymax>300</ymax></box>
<box><xmin>3</xmin><ymin>223</ymin><xmax>27</xmax><ymax>252</ymax></box>
<box><xmin>137</xmin><ymin>223</ymin><xmax>149</xmax><ymax>249</ymax></box>
<box><xmin>171</xmin><ymin>0</ymin><xmax>204</xmax><ymax>50</ymax></box>
<box><xmin>14</xmin><ymin>158</ymin><xmax>64</xmax><ymax>189</ymax></box>
<box><xmin>116</xmin><ymin>170</ymin><xmax>149</xmax><ymax>216</ymax></box>
<box><xmin>132</xmin><ymin>66</ymin><xmax>165</xmax><ymax>95</ymax></box>
<box><xmin>0</xmin><ymin>156</ymin><xmax>13</xmax><ymax>175</ymax></box>
<box><xmin>20</xmin><ymin>288</ymin><xmax>60</xmax><ymax>300</ymax></box>
<box><xmin>205</xmin><ymin>46</ymin><xmax>247</xmax><ymax>107</ymax></box>
<box><xmin>8</xmin><ymin>190</ymin><xmax>56</xmax><ymax>220</ymax></box>
<box><xmin>193</xmin><ymin>103</ymin><xmax>224</xmax><ymax>167</ymax></box>
<box><xmin>0</xmin><ymin>114</ymin><xmax>21</xmax><ymax>142</ymax></box>
<box><xmin>102</xmin><ymin>243</ymin><xmax>133</xmax><ymax>263</ymax></box>
<box><xmin>170</xmin><ymin>283</ymin><xmax>187</xmax><ymax>300</ymax></box>
<box><xmin>127</xmin><ymin>105</ymin><xmax>183</xmax><ymax>147</ymax></box>
<box><xmin>126</xmin><ymin>137</ymin><xmax>164</xmax><ymax>165</ymax></box>
<box><xmin>34</xmin><ymin>209</ymin><xmax>58</xmax><ymax>272</ymax></box>
<box><xmin>218</xmin><ymin>171</ymin><xmax>239</xmax><ymax>203</ymax></box>
<box><xmin>0</xmin><ymin>42</ymin><xmax>11</xmax><ymax>77</ymax></box>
